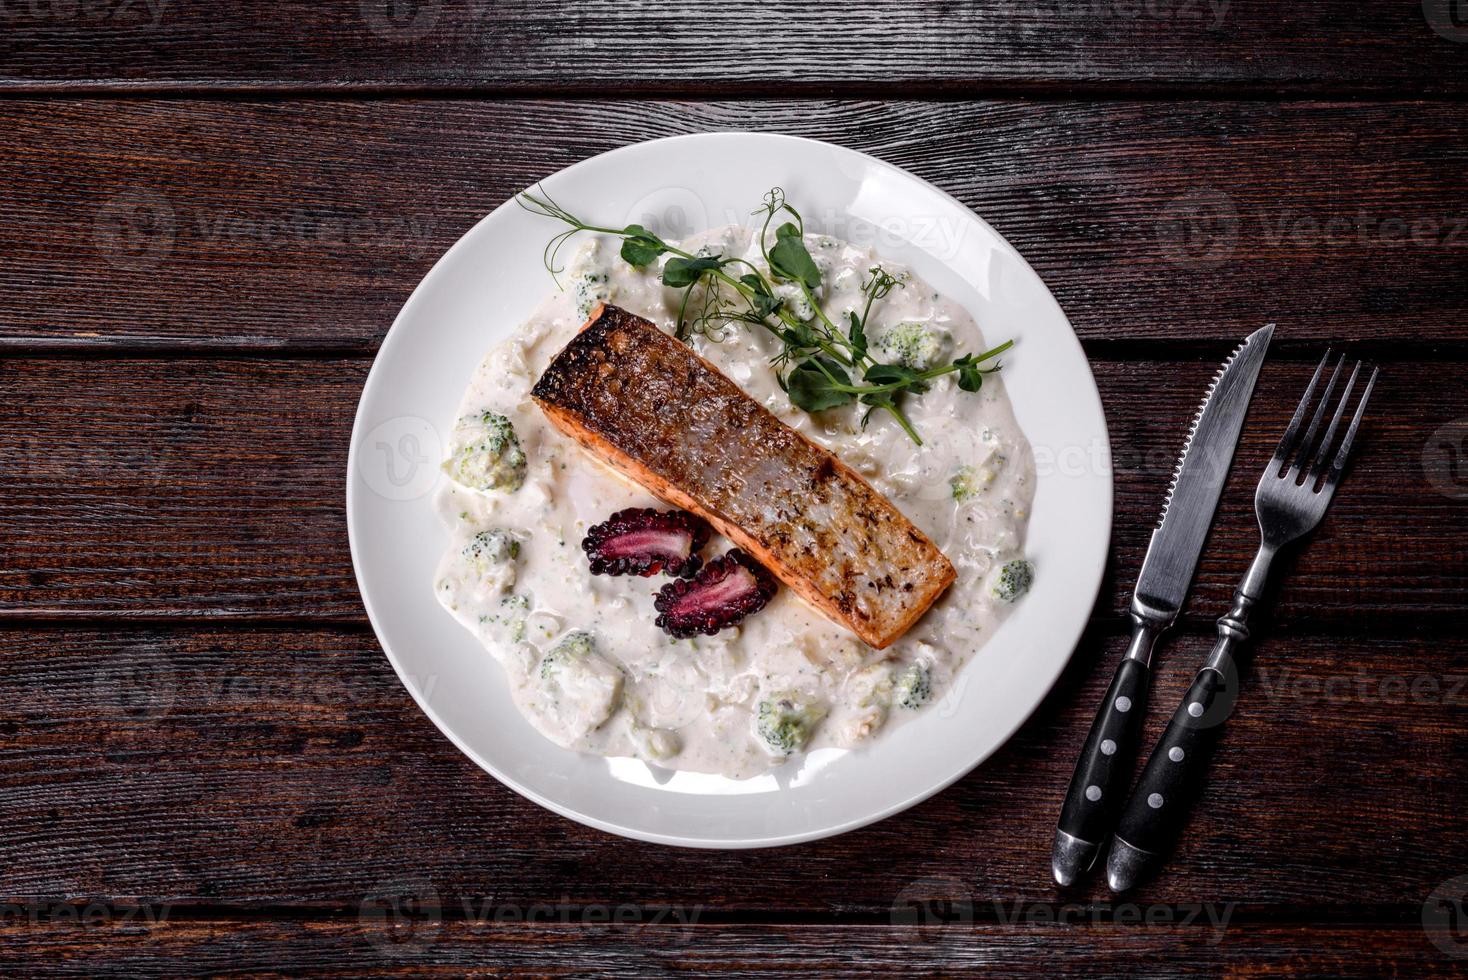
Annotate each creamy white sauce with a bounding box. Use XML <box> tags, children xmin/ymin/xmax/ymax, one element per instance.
<box><xmin>433</xmin><ymin>226</ymin><xmax>1035</xmax><ymax>778</ymax></box>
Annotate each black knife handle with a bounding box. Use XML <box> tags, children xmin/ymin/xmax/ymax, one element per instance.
<box><xmin>1052</xmin><ymin>620</ymin><xmax>1160</xmax><ymax>885</ymax></box>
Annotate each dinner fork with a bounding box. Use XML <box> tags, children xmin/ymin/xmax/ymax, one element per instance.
<box><xmin>1105</xmin><ymin>352</ymin><xmax>1379</xmax><ymax>892</ymax></box>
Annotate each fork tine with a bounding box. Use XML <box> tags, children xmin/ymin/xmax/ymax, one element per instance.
<box><xmin>1324</xmin><ymin>365</ymin><xmax>1379</xmax><ymax>489</ymax></box>
<box><xmin>1271</xmin><ymin>350</ymin><xmax>1331</xmax><ymax>472</ymax></box>
<box><xmin>1290</xmin><ymin>354</ymin><xmax>1345</xmax><ymax>477</ymax></box>
<box><xmin>1307</xmin><ymin>360</ymin><xmax>1361</xmax><ymax>486</ymax></box>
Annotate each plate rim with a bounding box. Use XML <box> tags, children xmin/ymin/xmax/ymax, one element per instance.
<box><xmin>346</xmin><ymin>130</ymin><xmax>1112</xmax><ymax>848</ymax></box>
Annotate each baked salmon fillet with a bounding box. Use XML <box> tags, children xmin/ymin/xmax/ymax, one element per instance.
<box><xmin>531</xmin><ymin>304</ymin><xmax>955</xmax><ymax>649</ymax></box>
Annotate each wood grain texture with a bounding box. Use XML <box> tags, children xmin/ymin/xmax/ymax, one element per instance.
<box><xmin>4</xmin><ymin>100</ymin><xmax>1468</xmax><ymax>351</ymax></box>
<box><xmin>0</xmin><ymin>919</ymin><xmax>1460</xmax><ymax>976</ymax></box>
<box><xmin>2</xmin><ymin>64</ymin><xmax>1465</xmax><ymax>972</ymax></box>
<box><xmin>0</xmin><ymin>626</ymin><xmax>1462</xmax><ymax>909</ymax></box>
<box><xmin>0</xmin><ymin>0</ymin><xmax>1465</xmax><ymax>94</ymax></box>
<box><xmin>0</xmin><ymin>358</ymin><xmax>364</xmax><ymax>618</ymax></box>
<box><xmin>2</xmin><ymin>357</ymin><xmax>1462</xmax><ymax>624</ymax></box>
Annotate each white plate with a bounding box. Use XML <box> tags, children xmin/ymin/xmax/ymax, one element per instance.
<box><xmin>347</xmin><ymin>133</ymin><xmax>1111</xmax><ymax>848</ymax></box>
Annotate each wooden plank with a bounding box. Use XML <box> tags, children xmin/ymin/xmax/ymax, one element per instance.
<box><xmin>1</xmin><ymin>357</ymin><xmax>1461</xmax><ymax>624</ymax></box>
<box><xmin>0</xmin><ymin>358</ymin><xmax>366</xmax><ymax>619</ymax></box>
<box><xmin>3</xmin><ymin>100</ymin><xmax>1468</xmax><ymax>351</ymax></box>
<box><xmin>0</xmin><ymin>1</ymin><xmax>1465</xmax><ymax>94</ymax></box>
<box><xmin>0</xmin><ymin>919</ymin><xmax>1460</xmax><ymax>976</ymax></box>
<box><xmin>0</xmin><ymin>625</ymin><xmax>1461</xmax><ymax>909</ymax></box>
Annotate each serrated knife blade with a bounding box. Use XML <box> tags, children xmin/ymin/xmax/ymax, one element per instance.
<box><xmin>1133</xmin><ymin>323</ymin><xmax>1274</xmax><ymax>624</ymax></box>
<box><xmin>1052</xmin><ymin>323</ymin><xmax>1273</xmax><ymax>886</ymax></box>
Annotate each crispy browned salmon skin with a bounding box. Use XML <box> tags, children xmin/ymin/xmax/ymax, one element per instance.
<box><xmin>531</xmin><ymin>304</ymin><xmax>955</xmax><ymax>649</ymax></box>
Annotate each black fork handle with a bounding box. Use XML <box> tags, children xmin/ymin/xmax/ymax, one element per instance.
<box><xmin>1106</xmin><ymin>576</ymin><xmax>1263</xmax><ymax>892</ymax></box>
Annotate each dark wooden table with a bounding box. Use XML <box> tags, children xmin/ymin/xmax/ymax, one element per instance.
<box><xmin>3</xmin><ymin>3</ymin><xmax>1467</xmax><ymax>974</ymax></box>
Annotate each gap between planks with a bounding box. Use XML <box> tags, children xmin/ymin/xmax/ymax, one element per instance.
<box><xmin>2</xmin><ymin>338</ymin><xmax>1464</xmax><ymax>362</ymax></box>
<box><xmin>5</xmin><ymin>80</ymin><xmax>1468</xmax><ymax>103</ymax></box>
<box><xmin>0</xmin><ymin>899</ymin><xmax>1427</xmax><ymax>929</ymax></box>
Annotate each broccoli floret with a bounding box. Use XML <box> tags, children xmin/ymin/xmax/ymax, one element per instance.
<box><xmin>631</xmin><ymin>724</ymin><xmax>682</xmax><ymax>762</ymax></box>
<box><xmin>837</xmin><ymin>663</ymin><xmax>897</xmax><ymax>745</ymax></box>
<box><xmin>950</xmin><ymin>453</ymin><xmax>1007</xmax><ymax>503</ymax></box>
<box><xmin>772</xmin><ymin>281</ymin><xmax>817</xmax><ymax>322</ymax></box>
<box><xmin>499</xmin><ymin>594</ymin><xmax>529</xmax><ymax>643</ymax></box>
<box><xmin>460</xmin><ymin>528</ymin><xmax>521</xmax><ymax>595</ymax></box>
<box><xmin>530</xmin><ymin>629</ymin><xmax>623</xmax><ymax>742</ymax></box>
<box><xmin>461</xmin><ymin>528</ymin><xmax>519</xmax><ymax>574</ymax></box>
<box><xmin>754</xmin><ymin>694</ymin><xmax>827</xmax><ymax>756</ymax></box>
<box><xmin>573</xmin><ymin>270</ymin><xmax>611</xmax><ymax>320</ymax></box>
<box><xmin>477</xmin><ymin>593</ymin><xmax>529</xmax><ymax>642</ymax></box>
<box><xmin>540</xmin><ymin>630</ymin><xmax>595</xmax><ymax>681</ymax></box>
<box><xmin>849</xmin><ymin>663</ymin><xmax>895</xmax><ymax>709</ymax></box>
<box><xmin>892</xmin><ymin>663</ymin><xmax>932</xmax><ymax>710</ymax></box>
<box><xmin>443</xmin><ymin>410</ymin><xmax>526</xmax><ymax>493</ymax></box>
<box><xmin>951</xmin><ymin>445</ymin><xmax>1009</xmax><ymax>501</ymax></box>
<box><xmin>874</xmin><ymin>321</ymin><xmax>951</xmax><ymax>371</ymax></box>
<box><xmin>991</xmin><ymin>558</ymin><xmax>1035</xmax><ymax>602</ymax></box>
<box><xmin>951</xmin><ymin>466</ymin><xmax>980</xmax><ymax>502</ymax></box>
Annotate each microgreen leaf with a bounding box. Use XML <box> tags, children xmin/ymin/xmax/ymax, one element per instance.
<box><xmin>846</xmin><ymin>311</ymin><xmax>868</xmax><ymax>359</ymax></box>
<box><xmin>620</xmin><ymin>224</ymin><xmax>668</xmax><ymax>267</ymax></box>
<box><xmin>523</xmin><ymin>185</ymin><xmax>1013</xmax><ymax>446</ymax></box>
<box><xmin>859</xmin><ymin>396</ymin><xmax>894</xmax><ymax>427</ymax></box>
<box><xmin>863</xmin><ymin>363</ymin><xmax>923</xmax><ymax>388</ymax></box>
<box><xmin>662</xmin><ymin>255</ymin><xmax>726</xmax><ymax>288</ymax></box>
<box><xmin>953</xmin><ymin>353</ymin><xmax>985</xmax><ymax>393</ymax></box>
<box><xmin>862</xmin><ymin>362</ymin><xmax>928</xmax><ymax>398</ymax></box>
<box><xmin>740</xmin><ymin>274</ymin><xmax>782</xmax><ymax>319</ymax></box>
<box><xmin>786</xmin><ymin>357</ymin><xmax>854</xmax><ymax>412</ymax></box>
<box><xmin>780</xmin><ymin>320</ymin><xmax>820</xmax><ymax>352</ymax></box>
<box><xmin>769</xmin><ymin>223</ymin><xmax>822</xmax><ymax>289</ymax></box>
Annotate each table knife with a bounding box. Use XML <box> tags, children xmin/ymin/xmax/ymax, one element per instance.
<box><xmin>1051</xmin><ymin>323</ymin><xmax>1273</xmax><ymax>886</ymax></box>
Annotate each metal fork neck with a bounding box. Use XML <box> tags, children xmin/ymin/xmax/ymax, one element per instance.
<box><xmin>1238</xmin><ymin>543</ymin><xmax>1278</xmax><ymax>600</ymax></box>
<box><xmin>1206</xmin><ymin>543</ymin><xmax>1276</xmax><ymax>671</ymax></box>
